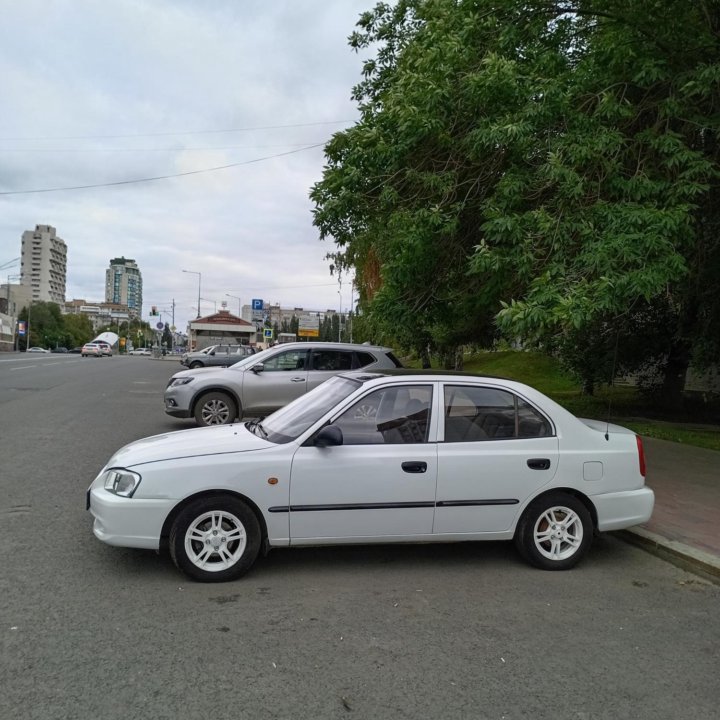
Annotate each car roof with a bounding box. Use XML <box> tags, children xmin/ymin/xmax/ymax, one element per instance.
<box><xmin>267</xmin><ymin>341</ymin><xmax>393</xmax><ymax>352</ymax></box>
<box><xmin>340</xmin><ymin>368</ymin><xmax>512</xmax><ymax>382</ymax></box>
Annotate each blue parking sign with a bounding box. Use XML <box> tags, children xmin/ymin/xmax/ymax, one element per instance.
<box><xmin>252</xmin><ymin>299</ymin><xmax>264</xmax><ymax>310</ymax></box>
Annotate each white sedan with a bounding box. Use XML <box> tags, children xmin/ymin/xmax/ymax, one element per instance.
<box><xmin>87</xmin><ymin>372</ymin><xmax>654</xmax><ymax>582</ymax></box>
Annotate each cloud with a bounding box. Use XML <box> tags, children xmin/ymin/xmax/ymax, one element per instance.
<box><xmin>0</xmin><ymin>0</ymin><xmax>366</xmax><ymax>328</ymax></box>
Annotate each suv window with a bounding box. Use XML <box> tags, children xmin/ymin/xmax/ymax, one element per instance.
<box><xmin>262</xmin><ymin>349</ymin><xmax>308</xmax><ymax>371</ymax></box>
<box><xmin>355</xmin><ymin>351</ymin><xmax>376</xmax><ymax>368</ymax></box>
<box><xmin>310</xmin><ymin>350</ymin><xmax>354</xmax><ymax>371</ymax></box>
<box><xmin>443</xmin><ymin>385</ymin><xmax>551</xmax><ymax>442</ymax></box>
<box><xmin>332</xmin><ymin>385</ymin><xmax>432</xmax><ymax>445</ymax></box>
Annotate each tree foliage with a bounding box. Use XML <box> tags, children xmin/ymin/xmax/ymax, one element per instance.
<box><xmin>311</xmin><ymin>0</ymin><xmax>720</xmax><ymax>398</ymax></box>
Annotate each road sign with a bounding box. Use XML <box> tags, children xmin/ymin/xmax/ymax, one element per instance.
<box><xmin>170</xmin><ymin>325</ymin><xmax>176</xmax><ymax>332</ymax></box>
<box><xmin>263</xmin><ymin>328</ymin><xmax>273</xmax><ymax>339</ymax></box>
<box><xmin>252</xmin><ymin>299</ymin><xmax>264</xmax><ymax>311</ymax></box>
<box><xmin>156</xmin><ymin>321</ymin><xmax>163</xmax><ymax>330</ymax></box>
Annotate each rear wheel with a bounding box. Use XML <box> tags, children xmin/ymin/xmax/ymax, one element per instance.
<box><xmin>169</xmin><ymin>495</ymin><xmax>261</xmax><ymax>582</ymax></box>
<box><xmin>515</xmin><ymin>492</ymin><xmax>592</xmax><ymax>570</ymax></box>
<box><xmin>194</xmin><ymin>391</ymin><xmax>237</xmax><ymax>426</ymax></box>
<box><xmin>189</xmin><ymin>361</ymin><xmax>204</xmax><ymax>369</ymax></box>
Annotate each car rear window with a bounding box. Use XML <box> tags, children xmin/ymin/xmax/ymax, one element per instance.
<box><xmin>385</xmin><ymin>351</ymin><xmax>403</xmax><ymax>368</ymax></box>
<box><xmin>356</xmin><ymin>351</ymin><xmax>376</xmax><ymax>368</ymax></box>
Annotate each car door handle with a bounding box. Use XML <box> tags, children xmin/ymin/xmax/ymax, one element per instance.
<box><xmin>290</xmin><ymin>377</ymin><xmax>305</xmax><ymax>382</ymax></box>
<box><xmin>527</xmin><ymin>458</ymin><xmax>551</xmax><ymax>470</ymax></box>
<box><xmin>401</xmin><ymin>461</ymin><xmax>427</xmax><ymax>474</ymax></box>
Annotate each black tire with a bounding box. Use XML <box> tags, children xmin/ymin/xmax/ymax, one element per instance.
<box><xmin>189</xmin><ymin>361</ymin><xmax>204</xmax><ymax>369</ymax></box>
<box><xmin>169</xmin><ymin>495</ymin><xmax>261</xmax><ymax>582</ymax></box>
<box><xmin>514</xmin><ymin>492</ymin><xmax>593</xmax><ymax>570</ymax></box>
<box><xmin>193</xmin><ymin>391</ymin><xmax>237</xmax><ymax>426</ymax></box>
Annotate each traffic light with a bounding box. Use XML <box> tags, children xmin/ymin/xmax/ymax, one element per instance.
<box><xmin>151</xmin><ymin>306</ymin><xmax>158</xmax><ymax>316</ymax></box>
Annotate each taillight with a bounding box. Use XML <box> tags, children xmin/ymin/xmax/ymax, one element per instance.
<box><xmin>636</xmin><ymin>435</ymin><xmax>646</xmax><ymax>477</ymax></box>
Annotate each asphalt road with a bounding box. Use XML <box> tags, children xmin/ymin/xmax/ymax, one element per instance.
<box><xmin>0</xmin><ymin>354</ymin><xmax>718</xmax><ymax>720</ymax></box>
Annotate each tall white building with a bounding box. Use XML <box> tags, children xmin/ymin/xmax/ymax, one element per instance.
<box><xmin>105</xmin><ymin>257</ymin><xmax>142</xmax><ymax>318</ymax></box>
<box><xmin>20</xmin><ymin>224</ymin><xmax>67</xmax><ymax>304</ymax></box>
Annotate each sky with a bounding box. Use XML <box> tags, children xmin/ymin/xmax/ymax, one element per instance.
<box><xmin>0</xmin><ymin>0</ymin><xmax>371</xmax><ymax>330</ymax></box>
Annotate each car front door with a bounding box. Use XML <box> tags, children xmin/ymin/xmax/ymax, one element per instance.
<box><xmin>240</xmin><ymin>348</ymin><xmax>309</xmax><ymax>416</ymax></box>
<box><xmin>288</xmin><ymin>383</ymin><xmax>437</xmax><ymax>541</ymax></box>
<box><xmin>434</xmin><ymin>383</ymin><xmax>559</xmax><ymax>534</ymax></box>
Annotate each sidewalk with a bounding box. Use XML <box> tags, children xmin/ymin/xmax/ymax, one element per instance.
<box><xmin>619</xmin><ymin>437</ymin><xmax>720</xmax><ymax>583</ymax></box>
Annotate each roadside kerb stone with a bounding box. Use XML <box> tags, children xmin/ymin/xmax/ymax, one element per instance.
<box><xmin>618</xmin><ymin>527</ymin><xmax>720</xmax><ymax>586</ymax></box>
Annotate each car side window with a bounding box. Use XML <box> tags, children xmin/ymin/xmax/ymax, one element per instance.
<box><xmin>262</xmin><ymin>350</ymin><xmax>308</xmax><ymax>371</ymax></box>
<box><xmin>355</xmin><ymin>351</ymin><xmax>376</xmax><ymax>368</ymax></box>
<box><xmin>332</xmin><ymin>385</ymin><xmax>433</xmax><ymax>445</ymax></box>
<box><xmin>310</xmin><ymin>350</ymin><xmax>354</xmax><ymax>371</ymax></box>
<box><xmin>443</xmin><ymin>385</ymin><xmax>551</xmax><ymax>442</ymax></box>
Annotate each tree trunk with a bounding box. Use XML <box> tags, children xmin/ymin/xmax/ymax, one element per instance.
<box><xmin>661</xmin><ymin>340</ymin><xmax>691</xmax><ymax>411</ymax></box>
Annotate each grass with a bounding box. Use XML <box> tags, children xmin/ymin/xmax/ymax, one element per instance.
<box><xmin>403</xmin><ymin>350</ymin><xmax>720</xmax><ymax>452</ymax></box>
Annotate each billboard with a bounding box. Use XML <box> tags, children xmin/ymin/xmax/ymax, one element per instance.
<box><xmin>298</xmin><ymin>315</ymin><xmax>320</xmax><ymax>338</ymax></box>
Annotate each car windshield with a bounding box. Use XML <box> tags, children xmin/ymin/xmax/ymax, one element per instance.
<box><xmin>247</xmin><ymin>375</ymin><xmax>363</xmax><ymax>444</ymax></box>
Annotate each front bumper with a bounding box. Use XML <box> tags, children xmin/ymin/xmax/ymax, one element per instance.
<box><xmin>87</xmin><ymin>486</ymin><xmax>173</xmax><ymax>550</ymax></box>
<box><xmin>164</xmin><ymin>387</ymin><xmax>193</xmax><ymax>418</ymax></box>
<box><xmin>593</xmin><ymin>487</ymin><xmax>655</xmax><ymax>532</ymax></box>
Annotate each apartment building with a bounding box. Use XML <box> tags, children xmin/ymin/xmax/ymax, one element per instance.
<box><xmin>20</xmin><ymin>224</ymin><xmax>67</xmax><ymax>303</ymax></box>
<box><xmin>105</xmin><ymin>257</ymin><xmax>142</xmax><ymax>318</ymax></box>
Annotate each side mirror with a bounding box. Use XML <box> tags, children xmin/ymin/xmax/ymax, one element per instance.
<box><xmin>314</xmin><ymin>425</ymin><xmax>343</xmax><ymax>447</ymax></box>
<box><xmin>251</xmin><ymin>362</ymin><xmax>264</xmax><ymax>374</ymax></box>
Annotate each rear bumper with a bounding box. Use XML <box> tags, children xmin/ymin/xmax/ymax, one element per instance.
<box><xmin>593</xmin><ymin>487</ymin><xmax>655</xmax><ymax>532</ymax></box>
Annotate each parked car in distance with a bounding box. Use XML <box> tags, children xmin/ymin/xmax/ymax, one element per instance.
<box><xmin>165</xmin><ymin>341</ymin><xmax>403</xmax><ymax>426</ymax></box>
<box><xmin>180</xmin><ymin>344</ymin><xmax>255</xmax><ymax>369</ymax></box>
<box><xmin>82</xmin><ymin>342</ymin><xmax>103</xmax><ymax>357</ymax></box>
<box><xmin>27</xmin><ymin>346</ymin><xmax>50</xmax><ymax>353</ymax></box>
<box><xmin>69</xmin><ymin>347</ymin><xmax>83</xmax><ymax>354</ymax></box>
<box><xmin>89</xmin><ymin>370</ymin><xmax>654</xmax><ymax>582</ymax></box>
<box><xmin>128</xmin><ymin>347</ymin><xmax>152</xmax><ymax>356</ymax></box>
<box><xmin>51</xmin><ymin>346</ymin><xmax>69</xmax><ymax>353</ymax></box>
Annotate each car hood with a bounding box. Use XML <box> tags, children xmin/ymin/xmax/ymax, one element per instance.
<box><xmin>172</xmin><ymin>366</ymin><xmax>238</xmax><ymax>379</ymax></box>
<box><xmin>106</xmin><ymin>423</ymin><xmax>273</xmax><ymax>468</ymax></box>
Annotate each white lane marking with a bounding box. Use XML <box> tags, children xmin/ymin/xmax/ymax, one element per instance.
<box><xmin>10</xmin><ymin>365</ymin><xmax>37</xmax><ymax>370</ymax></box>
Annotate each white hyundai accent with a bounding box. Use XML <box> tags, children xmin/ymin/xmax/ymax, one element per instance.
<box><xmin>87</xmin><ymin>372</ymin><xmax>654</xmax><ymax>582</ymax></box>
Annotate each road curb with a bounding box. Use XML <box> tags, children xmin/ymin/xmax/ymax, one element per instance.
<box><xmin>617</xmin><ymin>527</ymin><xmax>720</xmax><ymax>585</ymax></box>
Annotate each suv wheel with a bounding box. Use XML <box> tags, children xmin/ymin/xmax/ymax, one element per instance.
<box><xmin>194</xmin><ymin>391</ymin><xmax>237</xmax><ymax>426</ymax></box>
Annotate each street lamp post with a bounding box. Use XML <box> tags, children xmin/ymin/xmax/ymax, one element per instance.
<box><xmin>182</xmin><ymin>270</ymin><xmax>202</xmax><ymax>319</ymax></box>
<box><xmin>226</xmin><ymin>294</ymin><xmax>241</xmax><ymax>317</ymax></box>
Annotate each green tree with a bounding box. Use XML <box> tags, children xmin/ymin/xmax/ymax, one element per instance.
<box><xmin>19</xmin><ymin>302</ymin><xmax>64</xmax><ymax>349</ymax></box>
<box><xmin>62</xmin><ymin>313</ymin><xmax>94</xmax><ymax>348</ymax></box>
<box><xmin>312</xmin><ymin>0</ymin><xmax>720</xmax><ymax>403</ymax></box>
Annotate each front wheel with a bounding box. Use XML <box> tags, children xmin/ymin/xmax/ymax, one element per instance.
<box><xmin>169</xmin><ymin>496</ymin><xmax>261</xmax><ymax>582</ymax></box>
<box><xmin>189</xmin><ymin>361</ymin><xmax>204</xmax><ymax>369</ymax></box>
<box><xmin>194</xmin><ymin>391</ymin><xmax>237</xmax><ymax>426</ymax></box>
<box><xmin>515</xmin><ymin>492</ymin><xmax>592</xmax><ymax>570</ymax></box>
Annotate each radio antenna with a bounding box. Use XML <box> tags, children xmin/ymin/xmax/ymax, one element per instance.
<box><xmin>605</xmin><ymin>330</ymin><xmax>620</xmax><ymax>441</ymax></box>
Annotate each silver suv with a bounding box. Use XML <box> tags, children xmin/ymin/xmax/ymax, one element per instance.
<box><xmin>180</xmin><ymin>344</ymin><xmax>256</xmax><ymax>369</ymax></box>
<box><xmin>164</xmin><ymin>341</ymin><xmax>402</xmax><ymax>426</ymax></box>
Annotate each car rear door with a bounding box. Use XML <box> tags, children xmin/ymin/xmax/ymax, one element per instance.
<box><xmin>306</xmin><ymin>349</ymin><xmax>356</xmax><ymax>391</ymax></box>
<box><xmin>434</xmin><ymin>383</ymin><xmax>559</xmax><ymax>534</ymax></box>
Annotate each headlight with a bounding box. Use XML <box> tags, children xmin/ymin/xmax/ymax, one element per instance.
<box><xmin>169</xmin><ymin>377</ymin><xmax>193</xmax><ymax>387</ymax></box>
<box><xmin>102</xmin><ymin>469</ymin><xmax>141</xmax><ymax>497</ymax></box>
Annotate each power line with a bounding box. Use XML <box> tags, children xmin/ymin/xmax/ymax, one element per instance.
<box><xmin>0</xmin><ymin>143</ymin><xmax>325</xmax><ymax>196</ymax></box>
<box><xmin>0</xmin><ymin>120</ymin><xmax>353</xmax><ymax>141</ymax></box>
<box><xmin>0</xmin><ymin>142</ymin><xmax>327</xmax><ymax>153</ymax></box>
